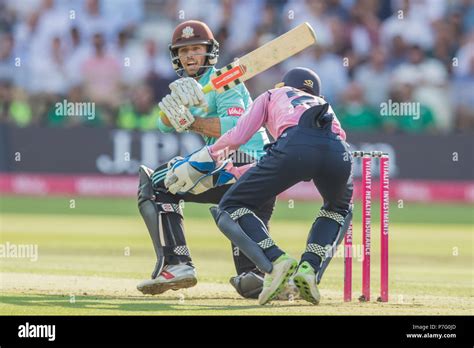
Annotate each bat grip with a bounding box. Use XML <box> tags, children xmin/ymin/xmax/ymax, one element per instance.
<box><xmin>202</xmin><ymin>83</ymin><xmax>213</xmax><ymax>94</ymax></box>
<box><xmin>158</xmin><ymin>109</ymin><xmax>169</xmax><ymax>124</ymax></box>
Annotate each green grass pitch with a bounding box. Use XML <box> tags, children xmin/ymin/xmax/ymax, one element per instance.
<box><xmin>0</xmin><ymin>195</ymin><xmax>472</xmax><ymax>315</ymax></box>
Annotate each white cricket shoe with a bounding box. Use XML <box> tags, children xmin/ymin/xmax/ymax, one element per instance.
<box><xmin>137</xmin><ymin>263</ymin><xmax>197</xmax><ymax>295</ymax></box>
<box><xmin>258</xmin><ymin>254</ymin><xmax>298</xmax><ymax>305</ymax></box>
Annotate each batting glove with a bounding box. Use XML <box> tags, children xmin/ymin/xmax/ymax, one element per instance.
<box><xmin>169</xmin><ymin>77</ymin><xmax>207</xmax><ymax>108</ymax></box>
<box><xmin>158</xmin><ymin>94</ymin><xmax>195</xmax><ymax>133</ymax></box>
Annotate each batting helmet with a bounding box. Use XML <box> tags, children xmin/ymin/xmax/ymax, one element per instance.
<box><xmin>169</xmin><ymin>20</ymin><xmax>219</xmax><ymax>77</ymax></box>
<box><xmin>276</xmin><ymin>67</ymin><xmax>321</xmax><ymax>96</ymax></box>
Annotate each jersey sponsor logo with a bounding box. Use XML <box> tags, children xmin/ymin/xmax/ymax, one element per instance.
<box><xmin>227</xmin><ymin>107</ymin><xmax>244</xmax><ymax>116</ymax></box>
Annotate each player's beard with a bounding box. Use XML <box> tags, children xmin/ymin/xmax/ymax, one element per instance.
<box><xmin>185</xmin><ymin>65</ymin><xmax>200</xmax><ymax>76</ymax></box>
<box><xmin>182</xmin><ymin>55</ymin><xmax>207</xmax><ymax>77</ymax></box>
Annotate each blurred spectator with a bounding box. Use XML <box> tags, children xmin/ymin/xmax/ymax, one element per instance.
<box><xmin>0</xmin><ymin>81</ymin><xmax>32</xmax><ymax>127</ymax></box>
<box><xmin>0</xmin><ymin>81</ymin><xmax>9</xmax><ymax>124</ymax></box>
<box><xmin>117</xmin><ymin>83</ymin><xmax>158</xmax><ymax>130</ymax></box>
<box><xmin>65</xmin><ymin>26</ymin><xmax>91</xmax><ymax>86</ymax></box>
<box><xmin>9</xmin><ymin>88</ymin><xmax>33</xmax><ymax>126</ymax></box>
<box><xmin>386</xmin><ymin>35</ymin><xmax>408</xmax><ymax>68</ymax></box>
<box><xmin>80</xmin><ymin>32</ymin><xmax>122</xmax><ymax>121</ymax></box>
<box><xmin>393</xmin><ymin>45</ymin><xmax>451</xmax><ymax>131</ymax></box>
<box><xmin>31</xmin><ymin>0</ymin><xmax>71</xmax><ymax>56</ymax></box>
<box><xmin>284</xmin><ymin>0</ymin><xmax>335</xmax><ymax>47</ymax></box>
<box><xmin>111</xmin><ymin>29</ymin><xmax>140</xmax><ymax>85</ymax></box>
<box><xmin>348</xmin><ymin>0</ymin><xmax>380</xmax><ymax>59</ymax></box>
<box><xmin>141</xmin><ymin>39</ymin><xmax>175</xmax><ymax>102</ymax></box>
<box><xmin>13</xmin><ymin>10</ymin><xmax>40</xmax><ymax>54</ymax></box>
<box><xmin>68</xmin><ymin>26</ymin><xmax>81</xmax><ymax>51</ymax></box>
<box><xmin>403</xmin><ymin>0</ymin><xmax>447</xmax><ymax>24</ymax></box>
<box><xmin>431</xmin><ymin>20</ymin><xmax>458</xmax><ymax>74</ymax></box>
<box><xmin>101</xmin><ymin>0</ymin><xmax>144</xmax><ymax>35</ymax></box>
<box><xmin>354</xmin><ymin>46</ymin><xmax>391</xmax><ymax>108</ymax></box>
<box><xmin>214</xmin><ymin>24</ymin><xmax>230</xmax><ymax>63</ymax></box>
<box><xmin>328</xmin><ymin>15</ymin><xmax>349</xmax><ymax>57</ymax></box>
<box><xmin>176</xmin><ymin>0</ymin><xmax>224</xmax><ymax>31</ymax></box>
<box><xmin>77</xmin><ymin>0</ymin><xmax>111</xmax><ymax>41</ymax></box>
<box><xmin>452</xmin><ymin>40</ymin><xmax>474</xmax><ymax>132</ymax></box>
<box><xmin>12</xmin><ymin>11</ymin><xmax>40</xmax><ymax>88</ymax></box>
<box><xmin>284</xmin><ymin>0</ymin><xmax>334</xmax><ymax>47</ymax></box>
<box><xmin>325</xmin><ymin>0</ymin><xmax>349</xmax><ymax>21</ymax></box>
<box><xmin>29</xmin><ymin>36</ymin><xmax>69</xmax><ymax>94</ymax></box>
<box><xmin>258</xmin><ymin>1</ymin><xmax>282</xmax><ymax>36</ymax></box>
<box><xmin>226</xmin><ymin>0</ymin><xmax>266</xmax><ymax>55</ymax></box>
<box><xmin>444</xmin><ymin>6</ymin><xmax>465</xmax><ymax>47</ymax></box>
<box><xmin>0</xmin><ymin>2</ymin><xmax>16</xmax><ymax>33</ymax></box>
<box><xmin>0</xmin><ymin>33</ymin><xmax>15</xmax><ymax>83</ymax></box>
<box><xmin>0</xmin><ymin>0</ymin><xmax>471</xmax><ymax>134</ymax></box>
<box><xmin>382</xmin><ymin>83</ymin><xmax>436</xmax><ymax>133</ymax></box>
<box><xmin>335</xmin><ymin>82</ymin><xmax>380</xmax><ymax>132</ymax></box>
<box><xmin>459</xmin><ymin>0</ymin><xmax>474</xmax><ymax>32</ymax></box>
<box><xmin>285</xmin><ymin>45</ymin><xmax>349</xmax><ymax>104</ymax></box>
<box><xmin>454</xmin><ymin>32</ymin><xmax>474</xmax><ymax>78</ymax></box>
<box><xmin>5</xmin><ymin>0</ymin><xmax>42</xmax><ymax>20</ymax></box>
<box><xmin>381</xmin><ymin>0</ymin><xmax>434</xmax><ymax>50</ymax></box>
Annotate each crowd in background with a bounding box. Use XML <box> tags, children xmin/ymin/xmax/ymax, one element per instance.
<box><xmin>0</xmin><ymin>0</ymin><xmax>473</xmax><ymax>133</ymax></box>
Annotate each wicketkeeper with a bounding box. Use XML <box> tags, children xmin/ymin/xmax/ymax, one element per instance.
<box><xmin>165</xmin><ymin>67</ymin><xmax>354</xmax><ymax>305</ymax></box>
<box><xmin>137</xmin><ymin>20</ymin><xmax>276</xmax><ymax>299</ymax></box>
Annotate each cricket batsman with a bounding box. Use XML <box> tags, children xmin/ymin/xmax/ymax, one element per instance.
<box><xmin>165</xmin><ymin>67</ymin><xmax>354</xmax><ymax>305</ymax></box>
<box><xmin>137</xmin><ymin>20</ymin><xmax>275</xmax><ymax>299</ymax></box>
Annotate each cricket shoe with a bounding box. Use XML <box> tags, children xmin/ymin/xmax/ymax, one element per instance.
<box><xmin>293</xmin><ymin>261</ymin><xmax>320</xmax><ymax>305</ymax></box>
<box><xmin>137</xmin><ymin>263</ymin><xmax>197</xmax><ymax>295</ymax></box>
<box><xmin>258</xmin><ymin>254</ymin><xmax>298</xmax><ymax>305</ymax></box>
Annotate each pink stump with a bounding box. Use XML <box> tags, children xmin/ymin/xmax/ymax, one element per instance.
<box><xmin>379</xmin><ymin>154</ymin><xmax>389</xmax><ymax>302</ymax></box>
<box><xmin>361</xmin><ymin>154</ymin><xmax>371</xmax><ymax>301</ymax></box>
<box><xmin>344</xmin><ymin>199</ymin><xmax>353</xmax><ymax>302</ymax></box>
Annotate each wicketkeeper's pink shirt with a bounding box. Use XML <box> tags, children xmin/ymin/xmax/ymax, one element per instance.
<box><xmin>209</xmin><ymin>86</ymin><xmax>346</xmax><ymax>178</ymax></box>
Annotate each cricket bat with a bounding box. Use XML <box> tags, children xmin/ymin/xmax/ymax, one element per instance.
<box><xmin>160</xmin><ymin>22</ymin><xmax>317</xmax><ymax>123</ymax></box>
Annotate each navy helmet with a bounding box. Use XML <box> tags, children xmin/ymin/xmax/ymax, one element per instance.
<box><xmin>275</xmin><ymin>67</ymin><xmax>321</xmax><ymax>96</ymax></box>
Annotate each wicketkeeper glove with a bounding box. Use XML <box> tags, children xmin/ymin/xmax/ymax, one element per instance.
<box><xmin>164</xmin><ymin>147</ymin><xmax>236</xmax><ymax>195</ymax></box>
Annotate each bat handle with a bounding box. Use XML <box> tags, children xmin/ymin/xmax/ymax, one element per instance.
<box><xmin>202</xmin><ymin>83</ymin><xmax>213</xmax><ymax>94</ymax></box>
<box><xmin>158</xmin><ymin>82</ymin><xmax>213</xmax><ymax>122</ymax></box>
<box><xmin>157</xmin><ymin>109</ymin><xmax>168</xmax><ymax>123</ymax></box>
